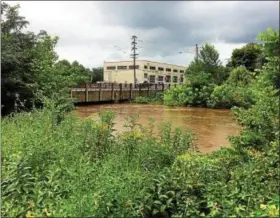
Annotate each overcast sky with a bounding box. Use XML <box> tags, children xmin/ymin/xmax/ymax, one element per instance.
<box><xmin>8</xmin><ymin>1</ymin><xmax>279</xmax><ymax>68</ymax></box>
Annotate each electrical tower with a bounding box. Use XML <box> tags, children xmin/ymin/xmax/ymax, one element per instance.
<box><xmin>131</xmin><ymin>35</ymin><xmax>139</xmax><ymax>84</ymax></box>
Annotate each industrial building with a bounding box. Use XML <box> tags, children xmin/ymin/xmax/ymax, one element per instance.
<box><xmin>103</xmin><ymin>60</ymin><xmax>186</xmax><ymax>84</ymax></box>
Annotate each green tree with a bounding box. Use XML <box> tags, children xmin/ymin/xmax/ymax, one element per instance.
<box><xmin>227</xmin><ymin>43</ymin><xmax>264</xmax><ymax>72</ymax></box>
<box><xmin>91</xmin><ymin>67</ymin><xmax>103</xmax><ymax>83</ymax></box>
<box><xmin>186</xmin><ymin>43</ymin><xmax>227</xmax><ymax>86</ymax></box>
<box><xmin>185</xmin><ymin>60</ymin><xmax>211</xmax><ymax>88</ymax></box>
<box><xmin>1</xmin><ymin>2</ymin><xmax>92</xmax><ymax>116</ymax></box>
<box><xmin>1</xmin><ymin>2</ymin><xmax>37</xmax><ymax>115</ymax></box>
<box><xmin>199</xmin><ymin>43</ymin><xmax>221</xmax><ymax>68</ymax></box>
<box><xmin>70</xmin><ymin>61</ymin><xmax>91</xmax><ymax>82</ymax></box>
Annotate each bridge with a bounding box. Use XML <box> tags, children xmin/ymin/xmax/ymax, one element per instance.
<box><xmin>71</xmin><ymin>83</ymin><xmax>175</xmax><ymax>103</ymax></box>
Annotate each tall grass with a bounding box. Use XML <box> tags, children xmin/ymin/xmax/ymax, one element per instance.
<box><xmin>1</xmin><ymin>108</ymin><xmax>194</xmax><ymax>217</ymax></box>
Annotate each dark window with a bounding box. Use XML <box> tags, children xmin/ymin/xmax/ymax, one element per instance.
<box><xmin>180</xmin><ymin>76</ymin><xmax>184</xmax><ymax>83</ymax></box>
<box><xmin>166</xmin><ymin>68</ymin><xmax>171</xmax><ymax>72</ymax></box>
<box><xmin>117</xmin><ymin>66</ymin><xmax>127</xmax><ymax>70</ymax></box>
<box><xmin>158</xmin><ymin>76</ymin><xmax>163</xmax><ymax>82</ymax></box>
<box><xmin>107</xmin><ymin>66</ymin><xmax>116</xmax><ymax>70</ymax></box>
<box><xmin>173</xmin><ymin>69</ymin><xmax>178</xmax><ymax>73</ymax></box>
<box><xmin>180</xmin><ymin>70</ymin><xmax>184</xmax><ymax>73</ymax></box>
<box><xmin>150</xmin><ymin>66</ymin><xmax>156</xmax><ymax>70</ymax></box>
<box><xmin>173</xmin><ymin>76</ymin><xmax>178</xmax><ymax>83</ymax></box>
<box><xmin>129</xmin><ymin>65</ymin><xmax>139</xmax><ymax>69</ymax></box>
<box><xmin>144</xmin><ymin>73</ymin><xmax>148</xmax><ymax>78</ymax></box>
<box><xmin>158</xmin><ymin>67</ymin><xmax>164</xmax><ymax>71</ymax></box>
<box><xmin>149</xmin><ymin>75</ymin><xmax>155</xmax><ymax>83</ymax></box>
<box><xmin>144</xmin><ymin>65</ymin><xmax>148</xmax><ymax>69</ymax></box>
<box><xmin>165</xmin><ymin>75</ymin><xmax>171</xmax><ymax>82</ymax></box>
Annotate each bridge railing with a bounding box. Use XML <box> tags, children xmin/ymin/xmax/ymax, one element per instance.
<box><xmin>73</xmin><ymin>82</ymin><xmax>174</xmax><ymax>90</ymax></box>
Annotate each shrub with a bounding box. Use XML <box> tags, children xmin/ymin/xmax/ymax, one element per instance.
<box><xmin>133</xmin><ymin>92</ymin><xmax>163</xmax><ymax>104</ymax></box>
<box><xmin>164</xmin><ymin>84</ymin><xmax>215</xmax><ymax>107</ymax></box>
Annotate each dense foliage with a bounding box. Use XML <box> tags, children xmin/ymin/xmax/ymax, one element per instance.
<box><xmin>164</xmin><ymin>28</ymin><xmax>279</xmax><ymax>110</ymax></box>
<box><xmin>2</xmin><ymin>110</ymin><xmax>195</xmax><ymax>217</ymax></box>
<box><xmin>226</xmin><ymin>43</ymin><xmax>265</xmax><ymax>72</ymax></box>
<box><xmin>164</xmin><ymin>43</ymin><xmax>229</xmax><ymax>107</ymax></box>
<box><xmin>207</xmin><ymin>66</ymin><xmax>255</xmax><ymax>108</ymax></box>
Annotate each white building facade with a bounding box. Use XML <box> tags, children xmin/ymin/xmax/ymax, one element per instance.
<box><xmin>103</xmin><ymin>60</ymin><xmax>186</xmax><ymax>84</ymax></box>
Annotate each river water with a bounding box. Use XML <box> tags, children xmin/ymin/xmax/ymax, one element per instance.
<box><xmin>75</xmin><ymin>103</ymin><xmax>241</xmax><ymax>153</ymax></box>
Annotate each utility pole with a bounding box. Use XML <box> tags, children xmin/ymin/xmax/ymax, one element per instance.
<box><xmin>131</xmin><ymin>35</ymin><xmax>139</xmax><ymax>84</ymax></box>
<box><xmin>195</xmin><ymin>44</ymin><xmax>199</xmax><ymax>60</ymax></box>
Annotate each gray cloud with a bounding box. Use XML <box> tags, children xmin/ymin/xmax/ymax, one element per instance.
<box><xmin>97</xmin><ymin>1</ymin><xmax>279</xmax><ymax>58</ymax></box>
<box><xmin>10</xmin><ymin>1</ymin><xmax>279</xmax><ymax>68</ymax></box>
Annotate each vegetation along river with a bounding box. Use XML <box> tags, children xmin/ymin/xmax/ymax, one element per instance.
<box><xmin>75</xmin><ymin>103</ymin><xmax>241</xmax><ymax>153</ymax></box>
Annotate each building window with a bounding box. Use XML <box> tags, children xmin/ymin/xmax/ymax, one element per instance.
<box><xmin>149</xmin><ymin>75</ymin><xmax>155</xmax><ymax>83</ymax></box>
<box><xmin>144</xmin><ymin>65</ymin><xmax>148</xmax><ymax>69</ymax></box>
<box><xmin>166</xmin><ymin>68</ymin><xmax>171</xmax><ymax>72</ymax></box>
<box><xmin>149</xmin><ymin>66</ymin><xmax>156</xmax><ymax>70</ymax></box>
<box><xmin>180</xmin><ymin>76</ymin><xmax>184</xmax><ymax>83</ymax></box>
<box><xmin>158</xmin><ymin>67</ymin><xmax>164</xmax><ymax>71</ymax></box>
<box><xmin>107</xmin><ymin>66</ymin><xmax>116</xmax><ymax>70</ymax></box>
<box><xmin>144</xmin><ymin>73</ymin><xmax>148</xmax><ymax>78</ymax></box>
<box><xmin>173</xmin><ymin>69</ymin><xmax>178</xmax><ymax>73</ymax></box>
<box><xmin>158</xmin><ymin>76</ymin><xmax>163</xmax><ymax>82</ymax></box>
<box><xmin>180</xmin><ymin>70</ymin><xmax>184</xmax><ymax>73</ymax></box>
<box><xmin>117</xmin><ymin>66</ymin><xmax>127</xmax><ymax>70</ymax></box>
<box><xmin>129</xmin><ymin>65</ymin><xmax>139</xmax><ymax>69</ymax></box>
<box><xmin>173</xmin><ymin>76</ymin><xmax>178</xmax><ymax>83</ymax></box>
<box><xmin>165</xmin><ymin>75</ymin><xmax>171</xmax><ymax>83</ymax></box>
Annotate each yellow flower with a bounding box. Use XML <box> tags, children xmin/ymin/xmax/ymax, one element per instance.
<box><xmin>133</xmin><ymin>131</ymin><xmax>143</xmax><ymax>139</ymax></box>
<box><xmin>260</xmin><ymin>204</ymin><xmax>267</xmax><ymax>210</ymax></box>
<box><xmin>268</xmin><ymin>205</ymin><xmax>279</xmax><ymax>217</ymax></box>
<box><xmin>26</xmin><ymin>211</ymin><xmax>34</xmax><ymax>218</ymax></box>
<box><xmin>43</xmin><ymin>208</ymin><xmax>51</xmax><ymax>217</ymax></box>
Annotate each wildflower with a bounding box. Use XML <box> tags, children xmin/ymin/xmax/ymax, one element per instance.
<box><xmin>43</xmin><ymin>208</ymin><xmax>51</xmax><ymax>217</ymax></box>
<box><xmin>133</xmin><ymin>131</ymin><xmax>143</xmax><ymax>139</ymax></box>
<box><xmin>26</xmin><ymin>211</ymin><xmax>34</xmax><ymax>218</ymax></box>
<box><xmin>268</xmin><ymin>205</ymin><xmax>278</xmax><ymax>217</ymax></box>
<box><xmin>260</xmin><ymin>204</ymin><xmax>267</xmax><ymax>210</ymax></box>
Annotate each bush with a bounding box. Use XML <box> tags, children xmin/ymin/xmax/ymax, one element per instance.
<box><xmin>164</xmin><ymin>84</ymin><xmax>215</xmax><ymax>107</ymax></box>
<box><xmin>133</xmin><ymin>96</ymin><xmax>149</xmax><ymax>104</ymax></box>
<box><xmin>207</xmin><ymin>66</ymin><xmax>256</xmax><ymax>109</ymax></box>
<box><xmin>133</xmin><ymin>92</ymin><xmax>163</xmax><ymax>104</ymax></box>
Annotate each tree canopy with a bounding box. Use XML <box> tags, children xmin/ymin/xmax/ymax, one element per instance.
<box><xmin>186</xmin><ymin>42</ymin><xmax>227</xmax><ymax>87</ymax></box>
<box><xmin>1</xmin><ymin>2</ymin><xmax>102</xmax><ymax>116</ymax></box>
<box><xmin>227</xmin><ymin>43</ymin><xmax>264</xmax><ymax>72</ymax></box>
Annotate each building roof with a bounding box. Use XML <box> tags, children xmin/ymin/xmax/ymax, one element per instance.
<box><xmin>104</xmin><ymin>59</ymin><xmax>187</xmax><ymax>68</ymax></box>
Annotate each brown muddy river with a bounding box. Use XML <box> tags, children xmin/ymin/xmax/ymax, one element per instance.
<box><xmin>75</xmin><ymin>103</ymin><xmax>241</xmax><ymax>153</ymax></box>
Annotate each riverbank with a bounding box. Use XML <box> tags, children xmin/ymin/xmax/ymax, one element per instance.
<box><xmin>2</xmin><ymin>106</ymin><xmax>278</xmax><ymax>217</ymax></box>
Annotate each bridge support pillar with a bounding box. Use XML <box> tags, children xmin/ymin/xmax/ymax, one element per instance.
<box><xmin>85</xmin><ymin>83</ymin><xmax>89</xmax><ymax>102</ymax></box>
<box><xmin>129</xmin><ymin>83</ymin><xmax>132</xmax><ymax>100</ymax></box>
